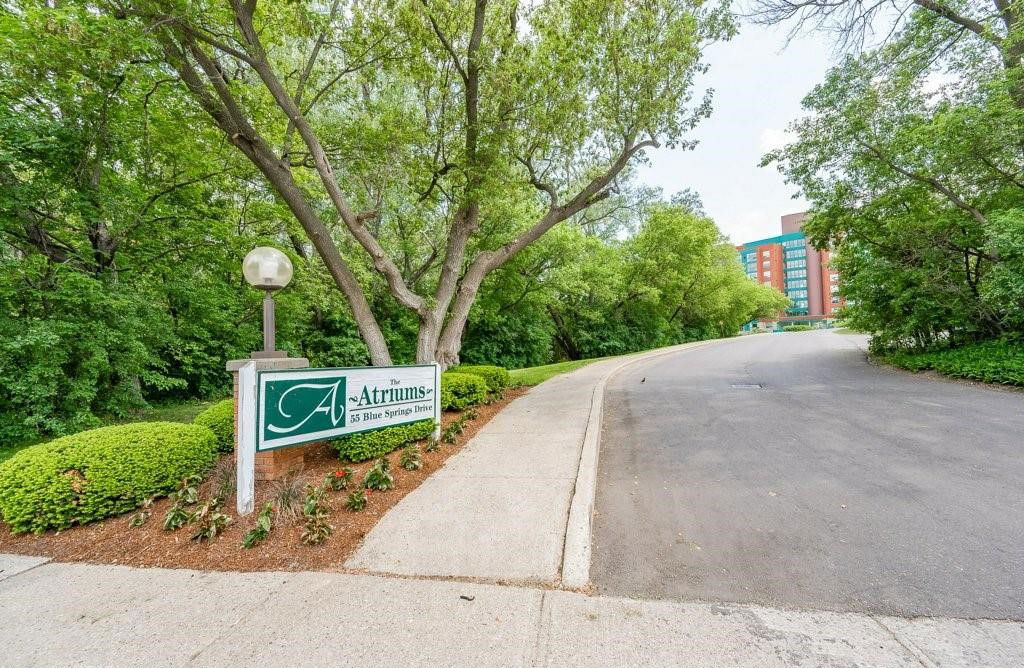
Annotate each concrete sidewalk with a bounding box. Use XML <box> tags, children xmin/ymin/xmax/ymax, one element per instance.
<box><xmin>1</xmin><ymin>558</ymin><xmax>1021</xmax><ymax>667</ymax></box>
<box><xmin>345</xmin><ymin>342</ymin><xmax>711</xmax><ymax>582</ymax></box>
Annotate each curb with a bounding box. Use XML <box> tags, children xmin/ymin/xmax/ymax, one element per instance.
<box><xmin>559</xmin><ymin>340</ymin><xmax>717</xmax><ymax>589</ymax></box>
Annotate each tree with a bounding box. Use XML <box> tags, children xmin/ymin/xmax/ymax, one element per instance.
<box><xmin>102</xmin><ymin>0</ymin><xmax>732</xmax><ymax>367</ymax></box>
<box><xmin>763</xmin><ymin>17</ymin><xmax>1024</xmax><ymax>349</ymax></box>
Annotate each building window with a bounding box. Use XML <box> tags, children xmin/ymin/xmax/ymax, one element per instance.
<box><xmin>785</xmin><ymin>260</ymin><xmax>806</xmax><ymax>269</ymax></box>
<box><xmin>763</xmin><ymin>271</ymin><xmax>771</xmax><ymax>278</ymax></box>
<box><xmin>786</xmin><ymin>279</ymin><xmax>807</xmax><ymax>288</ymax></box>
<box><xmin>762</xmin><ymin>250</ymin><xmax>770</xmax><ymax>258</ymax></box>
<box><xmin>783</xmin><ymin>239</ymin><xmax>803</xmax><ymax>248</ymax></box>
<box><xmin>788</xmin><ymin>269</ymin><xmax>807</xmax><ymax>278</ymax></box>
<box><xmin>788</xmin><ymin>289</ymin><xmax>807</xmax><ymax>298</ymax></box>
<box><xmin>785</xmin><ymin>249</ymin><xmax>806</xmax><ymax>259</ymax></box>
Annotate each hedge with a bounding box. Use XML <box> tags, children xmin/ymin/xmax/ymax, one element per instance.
<box><xmin>440</xmin><ymin>372</ymin><xmax>487</xmax><ymax>410</ymax></box>
<box><xmin>0</xmin><ymin>422</ymin><xmax>218</xmax><ymax>534</ymax></box>
<box><xmin>782</xmin><ymin>325</ymin><xmax>812</xmax><ymax>332</ymax></box>
<box><xmin>332</xmin><ymin>420</ymin><xmax>435</xmax><ymax>462</ymax></box>
<box><xmin>449</xmin><ymin>365</ymin><xmax>511</xmax><ymax>393</ymax></box>
<box><xmin>193</xmin><ymin>399</ymin><xmax>234</xmax><ymax>452</ymax></box>
<box><xmin>884</xmin><ymin>339</ymin><xmax>1024</xmax><ymax>386</ymax></box>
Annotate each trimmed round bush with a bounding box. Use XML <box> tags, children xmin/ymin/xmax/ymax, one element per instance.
<box><xmin>0</xmin><ymin>422</ymin><xmax>218</xmax><ymax>534</ymax></box>
<box><xmin>449</xmin><ymin>365</ymin><xmax>511</xmax><ymax>393</ymax></box>
<box><xmin>440</xmin><ymin>372</ymin><xmax>487</xmax><ymax>410</ymax></box>
<box><xmin>193</xmin><ymin>399</ymin><xmax>234</xmax><ymax>452</ymax></box>
<box><xmin>332</xmin><ymin>420</ymin><xmax>436</xmax><ymax>462</ymax></box>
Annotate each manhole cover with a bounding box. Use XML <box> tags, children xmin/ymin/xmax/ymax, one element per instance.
<box><xmin>730</xmin><ymin>383</ymin><xmax>764</xmax><ymax>389</ymax></box>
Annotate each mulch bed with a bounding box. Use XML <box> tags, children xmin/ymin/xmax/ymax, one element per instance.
<box><xmin>0</xmin><ymin>387</ymin><xmax>528</xmax><ymax>572</ymax></box>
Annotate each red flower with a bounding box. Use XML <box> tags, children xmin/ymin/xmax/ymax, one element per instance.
<box><xmin>334</xmin><ymin>471</ymin><xmax>343</xmax><ymax>478</ymax></box>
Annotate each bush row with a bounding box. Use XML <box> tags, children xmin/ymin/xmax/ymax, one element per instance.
<box><xmin>448</xmin><ymin>365</ymin><xmax>512</xmax><ymax>393</ymax></box>
<box><xmin>884</xmin><ymin>339</ymin><xmax>1024</xmax><ymax>386</ymax></box>
<box><xmin>332</xmin><ymin>419</ymin><xmax>436</xmax><ymax>462</ymax></box>
<box><xmin>0</xmin><ymin>422</ymin><xmax>218</xmax><ymax>534</ymax></box>
<box><xmin>0</xmin><ymin>363</ymin><xmax>511</xmax><ymax>533</ymax></box>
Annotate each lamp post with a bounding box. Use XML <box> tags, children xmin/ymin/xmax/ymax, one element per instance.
<box><xmin>243</xmin><ymin>246</ymin><xmax>294</xmax><ymax>359</ymax></box>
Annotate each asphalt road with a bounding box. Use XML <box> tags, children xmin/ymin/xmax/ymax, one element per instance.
<box><xmin>591</xmin><ymin>330</ymin><xmax>1024</xmax><ymax>620</ymax></box>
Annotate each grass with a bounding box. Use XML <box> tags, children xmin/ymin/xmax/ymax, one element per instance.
<box><xmin>509</xmin><ymin>357</ymin><xmax>608</xmax><ymax>386</ymax></box>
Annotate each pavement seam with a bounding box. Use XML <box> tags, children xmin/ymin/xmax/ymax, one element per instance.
<box><xmin>0</xmin><ymin>556</ymin><xmax>52</xmax><ymax>586</ymax></box>
<box><xmin>184</xmin><ymin>574</ymin><xmax>291</xmax><ymax>666</ymax></box>
<box><xmin>559</xmin><ymin>340</ymin><xmax>720</xmax><ymax>588</ymax></box>
<box><xmin>870</xmin><ymin>616</ymin><xmax>939</xmax><ymax>668</ymax></box>
<box><xmin>529</xmin><ymin>589</ymin><xmax>550</xmax><ymax>667</ymax></box>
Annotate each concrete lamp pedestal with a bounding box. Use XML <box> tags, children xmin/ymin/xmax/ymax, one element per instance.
<box><xmin>227</xmin><ymin>356</ymin><xmax>312</xmax><ymax>481</ymax></box>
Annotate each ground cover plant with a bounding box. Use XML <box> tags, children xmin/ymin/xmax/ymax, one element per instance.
<box><xmin>883</xmin><ymin>339</ymin><xmax>1024</xmax><ymax>387</ymax></box>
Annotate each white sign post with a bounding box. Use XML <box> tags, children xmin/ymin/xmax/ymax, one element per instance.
<box><xmin>236</xmin><ymin>363</ymin><xmax>441</xmax><ymax>516</ymax></box>
<box><xmin>236</xmin><ymin>361</ymin><xmax>257</xmax><ymax>516</ymax></box>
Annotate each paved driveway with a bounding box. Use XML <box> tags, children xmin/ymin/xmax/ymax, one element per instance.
<box><xmin>592</xmin><ymin>331</ymin><xmax>1024</xmax><ymax>619</ymax></box>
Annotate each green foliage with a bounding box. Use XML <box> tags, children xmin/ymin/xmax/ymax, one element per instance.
<box><xmin>399</xmin><ymin>444</ymin><xmax>422</xmax><ymax>471</ymax></box>
<box><xmin>362</xmin><ymin>457</ymin><xmax>395</xmax><ymax>491</ymax></box>
<box><xmin>440</xmin><ymin>373</ymin><xmax>487</xmax><ymax>410</ymax></box>
<box><xmin>163</xmin><ymin>474</ymin><xmax>202</xmax><ymax>531</ymax></box>
<box><xmin>300</xmin><ymin>485</ymin><xmax>332</xmax><ymax>545</ymax></box>
<box><xmin>193</xmin><ymin>400</ymin><xmax>234</xmax><ymax>453</ymax></box>
<box><xmin>764</xmin><ymin>18</ymin><xmax>1024</xmax><ymax>350</ymax></box>
<box><xmin>345</xmin><ymin>489</ymin><xmax>368</xmax><ymax>512</ymax></box>
<box><xmin>242</xmin><ymin>502</ymin><xmax>275</xmax><ymax>549</ymax></box>
<box><xmin>191</xmin><ymin>499</ymin><xmax>231</xmax><ymax>542</ymax></box>
<box><xmin>783</xmin><ymin>325</ymin><xmax>813</xmax><ymax>332</ymax></box>
<box><xmin>442</xmin><ymin>413</ymin><xmax>471</xmax><ymax>444</ymax></box>
<box><xmin>884</xmin><ymin>340</ymin><xmax>1024</xmax><ymax>386</ymax></box>
<box><xmin>128</xmin><ymin>497</ymin><xmax>155</xmax><ymax>528</ymax></box>
<box><xmin>0</xmin><ymin>423</ymin><xmax>216</xmax><ymax>534</ymax></box>
<box><xmin>449</xmin><ymin>365</ymin><xmax>511</xmax><ymax>394</ymax></box>
<box><xmin>332</xmin><ymin>420</ymin><xmax>434</xmax><ymax>462</ymax></box>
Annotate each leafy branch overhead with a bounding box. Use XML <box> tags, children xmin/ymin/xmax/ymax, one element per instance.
<box><xmin>110</xmin><ymin>0</ymin><xmax>733</xmax><ymax>367</ymax></box>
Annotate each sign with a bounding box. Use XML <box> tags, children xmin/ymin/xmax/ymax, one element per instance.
<box><xmin>257</xmin><ymin>365</ymin><xmax>440</xmax><ymax>451</ymax></box>
<box><xmin>236</xmin><ymin>363</ymin><xmax>440</xmax><ymax>515</ymax></box>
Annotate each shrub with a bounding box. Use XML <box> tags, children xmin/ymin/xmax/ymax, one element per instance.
<box><xmin>399</xmin><ymin>444</ymin><xmax>422</xmax><ymax>471</ymax></box>
<box><xmin>884</xmin><ymin>339</ymin><xmax>1024</xmax><ymax>386</ymax></box>
<box><xmin>300</xmin><ymin>485</ymin><xmax>332</xmax><ymax>545</ymax></box>
<box><xmin>193</xmin><ymin>399</ymin><xmax>234</xmax><ymax>453</ymax></box>
<box><xmin>363</xmin><ymin>457</ymin><xmax>394</xmax><ymax>491</ymax></box>
<box><xmin>0</xmin><ymin>422</ymin><xmax>217</xmax><ymax>534</ymax></box>
<box><xmin>332</xmin><ymin>420</ymin><xmax>434</xmax><ymax>462</ymax></box>
<box><xmin>440</xmin><ymin>372</ymin><xmax>487</xmax><ymax>410</ymax></box>
<box><xmin>782</xmin><ymin>325</ymin><xmax>813</xmax><ymax>332</ymax></box>
<box><xmin>448</xmin><ymin>365</ymin><xmax>511</xmax><ymax>394</ymax></box>
<box><xmin>242</xmin><ymin>502</ymin><xmax>274</xmax><ymax>549</ymax></box>
<box><xmin>191</xmin><ymin>499</ymin><xmax>231</xmax><ymax>542</ymax></box>
<box><xmin>345</xmin><ymin>489</ymin><xmax>367</xmax><ymax>512</ymax></box>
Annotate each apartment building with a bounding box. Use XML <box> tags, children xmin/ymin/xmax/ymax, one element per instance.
<box><xmin>736</xmin><ymin>212</ymin><xmax>843</xmax><ymax>328</ymax></box>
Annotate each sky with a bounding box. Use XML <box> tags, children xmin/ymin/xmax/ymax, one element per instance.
<box><xmin>638</xmin><ymin>20</ymin><xmax>836</xmax><ymax>245</ymax></box>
